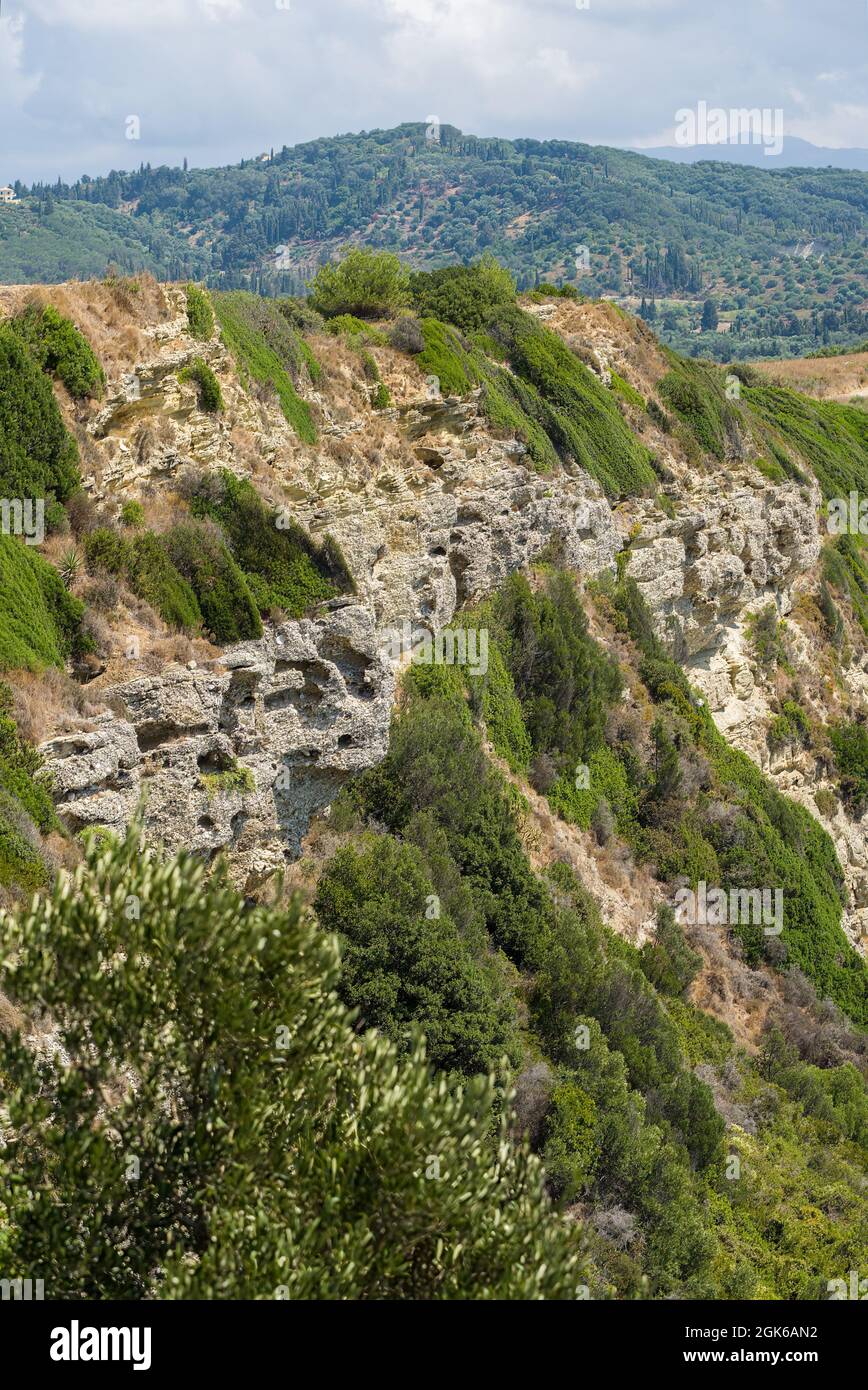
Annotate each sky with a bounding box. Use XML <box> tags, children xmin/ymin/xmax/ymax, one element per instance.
<box><xmin>2</xmin><ymin>0</ymin><xmax>867</xmax><ymax>184</ymax></box>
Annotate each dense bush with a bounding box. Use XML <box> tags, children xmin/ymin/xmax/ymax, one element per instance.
<box><xmin>83</xmin><ymin>526</ymin><xmax>203</xmax><ymax>632</ymax></box>
<box><xmin>308</xmin><ymin>248</ymin><xmax>410</xmax><ymax>319</ymax></box>
<box><xmin>487</xmin><ymin>306</ymin><xmax>658</xmax><ymax>497</ymax></box>
<box><xmin>179</xmin><ymin>357</ymin><xmax>224</xmax><ymax>413</ymax></box>
<box><xmin>186</xmin><ymin>469</ymin><xmax>354</xmax><ymax>617</ymax></box>
<box><xmin>185</xmin><ymin>283</ymin><xmax>215</xmax><ymax>340</ymax></box>
<box><xmin>0</xmin><ymin>326</ymin><xmax>80</xmax><ymax>502</ymax></box>
<box><xmin>410</xmin><ymin>257</ymin><xmax>517</xmax><ymax>332</ymax></box>
<box><xmin>0</xmin><ymin>682</ymin><xmax>57</xmax><ymax>893</ymax></box>
<box><xmin>127</xmin><ymin>532</ymin><xmax>203</xmax><ymax>631</ymax></box>
<box><xmin>830</xmin><ymin>720</ymin><xmax>868</xmax><ymax>815</ymax></box>
<box><xmin>315</xmin><ymin>834</ymin><xmax>518</xmax><ymax>1076</ymax></box>
<box><xmin>492</xmin><ymin>571</ymin><xmax>622</xmax><ymax>771</ymax></box>
<box><xmin>212</xmin><ymin>291</ymin><xmax>317</xmax><ymax>442</ymax></box>
<box><xmin>164</xmin><ymin>520</ymin><xmax>262</xmax><ymax>643</ymax></box>
<box><xmin>11</xmin><ymin>303</ymin><xmax>104</xmax><ymax>399</ymax></box>
<box><xmin>0</xmin><ymin>534</ymin><xmax>87</xmax><ymax>671</ymax></box>
<box><xmin>0</xmin><ymin>828</ymin><xmax>587</xmax><ymax>1299</ymax></box>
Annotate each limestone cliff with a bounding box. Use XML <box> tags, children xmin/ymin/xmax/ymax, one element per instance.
<box><xmin>8</xmin><ymin>279</ymin><xmax>865</xmax><ymax>957</ymax></box>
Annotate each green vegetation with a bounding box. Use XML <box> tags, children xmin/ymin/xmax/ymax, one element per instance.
<box><xmin>10</xmin><ymin>303</ymin><xmax>104</xmax><ymax>399</ymax></box>
<box><xmin>164</xmin><ymin>521</ymin><xmax>262</xmax><ymax>643</ymax></box>
<box><xmin>308</xmin><ymin>247</ymin><xmax>410</xmax><ymax>319</ymax></box>
<box><xmin>315</xmin><ymin>833</ymin><xmax>518</xmax><ymax>1077</ymax></box>
<box><xmin>487</xmin><ymin>306</ymin><xmax>657</xmax><ymax>497</ymax></box>
<box><xmin>185</xmin><ymin>283</ymin><xmax>215</xmax><ymax>340</ymax></box>
<box><xmin>0</xmin><ymin>682</ymin><xmax>57</xmax><ymax>893</ymax></box>
<box><xmin>0</xmin><ymin>325</ymin><xmax>80</xmax><ymax>502</ymax></box>
<box><xmin>212</xmin><ymin>291</ymin><xmax>317</xmax><ymax>442</ymax></box>
<box><xmin>415</xmin><ymin>307</ymin><xmax>655</xmax><ymax>495</ymax></box>
<box><xmin>823</xmin><ymin>536</ymin><xmax>868</xmax><ymax>637</ymax></box>
<box><xmin>17</xmin><ymin>124</ymin><xmax>868</xmax><ymax>358</ymax></box>
<box><xmin>178</xmin><ymin>357</ymin><xmax>224</xmax><ymax>413</ymax></box>
<box><xmin>200</xmin><ymin>760</ymin><xmax>256</xmax><ymax>797</ymax></box>
<box><xmin>186</xmin><ymin>469</ymin><xmax>354</xmax><ymax>617</ymax></box>
<box><xmin>0</xmin><ymin>534</ymin><xmax>87</xmax><ymax>672</ymax></box>
<box><xmin>409</xmin><ymin>257</ymin><xmax>517</xmax><ymax>332</ymax></box>
<box><xmin>322</xmin><ymin>566</ymin><xmax>868</xmax><ymax>1296</ymax></box>
<box><xmin>0</xmin><ymin>828</ymin><xmax>587</xmax><ymax>1298</ymax></box>
<box><xmin>324</xmin><ymin>314</ymin><xmax>387</xmax><ymax>345</ymax></box>
<box><xmin>119</xmin><ymin>499</ymin><xmax>145</xmax><ymax>529</ymax></box>
<box><xmin>829</xmin><ymin>721</ymin><xmax>868</xmax><ymax>816</ymax></box>
<box><xmin>83</xmin><ymin>527</ymin><xmax>203</xmax><ymax>632</ymax></box>
<box><xmin>658</xmin><ymin>352</ymin><xmax>741</xmax><ymax>462</ymax></box>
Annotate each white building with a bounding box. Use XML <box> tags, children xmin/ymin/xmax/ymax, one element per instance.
<box><xmin>0</xmin><ymin>186</ymin><xmax>17</xmax><ymax>204</ymax></box>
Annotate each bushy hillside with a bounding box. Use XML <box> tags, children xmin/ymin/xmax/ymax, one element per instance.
<box><xmin>1</xmin><ymin>259</ymin><xmax>867</xmax><ymax>1302</ymax></box>
<box><xmin>7</xmin><ymin>124</ymin><xmax>868</xmax><ymax>358</ymax></box>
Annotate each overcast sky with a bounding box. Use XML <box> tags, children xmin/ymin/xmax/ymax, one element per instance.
<box><xmin>2</xmin><ymin>0</ymin><xmax>866</xmax><ymax>184</ymax></box>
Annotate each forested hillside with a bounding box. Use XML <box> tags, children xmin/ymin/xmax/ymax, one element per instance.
<box><xmin>5</xmin><ymin>123</ymin><xmax>868</xmax><ymax>359</ymax></box>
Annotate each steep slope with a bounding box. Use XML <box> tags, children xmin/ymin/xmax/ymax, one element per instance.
<box><xmin>1</xmin><ymin>267</ymin><xmax>867</xmax><ymax>1301</ymax></box>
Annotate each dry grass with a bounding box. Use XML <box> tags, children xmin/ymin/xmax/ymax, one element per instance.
<box><xmin>753</xmin><ymin>350</ymin><xmax>868</xmax><ymax>402</ymax></box>
<box><xmin>10</xmin><ymin>668</ymin><xmax>102</xmax><ymax>745</ymax></box>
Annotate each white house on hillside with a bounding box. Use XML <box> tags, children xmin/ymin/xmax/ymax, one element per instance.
<box><xmin>0</xmin><ymin>186</ymin><xmax>18</xmax><ymax>203</ymax></box>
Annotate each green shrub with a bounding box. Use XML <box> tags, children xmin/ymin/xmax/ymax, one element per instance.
<box><xmin>410</xmin><ymin>256</ymin><xmax>517</xmax><ymax>332</ymax></box>
<box><xmin>315</xmin><ymin>834</ymin><xmax>518</xmax><ymax>1077</ymax></box>
<box><xmin>640</xmin><ymin>906</ymin><xmax>702</xmax><ymax>998</ymax></box>
<box><xmin>0</xmin><ymin>682</ymin><xmax>57</xmax><ymax>893</ymax></box>
<box><xmin>83</xmin><ymin>527</ymin><xmax>132</xmax><ymax>576</ymax></box>
<box><xmin>658</xmin><ymin>353</ymin><xmax>740</xmax><ymax>462</ymax></box>
<box><xmin>371</xmin><ymin>382</ymin><xmax>391</xmax><ymax>409</ymax></box>
<box><xmin>179</xmin><ymin>357</ymin><xmax>224</xmax><ymax>413</ymax></box>
<box><xmin>0</xmin><ymin>534</ymin><xmax>87</xmax><ymax>671</ymax></box>
<box><xmin>212</xmin><ymin>291</ymin><xmax>316</xmax><ymax>442</ymax></box>
<box><xmin>185</xmin><ymin>283</ymin><xmax>215</xmax><ymax>340</ymax></box>
<box><xmin>187</xmin><ymin>469</ymin><xmax>353</xmax><ymax>617</ymax></box>
<box><xmin>84</xmin><ymin>525</ymin><xmax>203</xmax><ymax>631</ymax></box>
<box><xmin>0</xmin><ymin>828</ymin><xmax>587</xmax><ymax>1299</ymax></box>
<box><xmin>120</xmin><ymin>499</ymin><xmax>145</xmax><ymax>529</ymax></box>
<box><xmin>829</xmin><ymin>721</ymin><xmax>868</xmax><ymax>815</ymax></box>
<box><xmin>164</xmin><ymin>520</ymin><xmax>262</xmax><ymax>643</ymax></box>
<box><xmin>200</xmin><ymin>760</ymin><xmax>255</xmax><ymax>797</ymax></box>
<box><xmin>127</xmin><ymin>532</ymin><xmax>203</xmax><ymax>631</ymax></box>
<box><xmin>11</xmin><ymin>303</ymin><xmax>104</xmax><ymax>399</ymax></box>
<box><xmin>486</xmin><ymin>306</ymin><xmax>658</xmax><ymax>498</ymax></box>
<box><xmin>0</xmin><ymin>325</ymin><xmax>80</xmax><ymax>502</ymax></box>
<box><xmin>308</xmin><ymin>248</ymin><xmax>410</xmax><ymax>319</ymax></box>
<box><xmin>325</xmin><ymin>314</ymin><xmax>387</xmax><ymax>345</ymax></box>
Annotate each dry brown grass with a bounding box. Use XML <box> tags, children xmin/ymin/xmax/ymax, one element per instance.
<box><xmin>10</xmin><ymin>668</ymin><xmax>102</xmax><ymax>745</ymax></box>
<box><xmin>753</xmin><ymin>350</ymin><xmax>868</xmax><ymax>402</ymax></box>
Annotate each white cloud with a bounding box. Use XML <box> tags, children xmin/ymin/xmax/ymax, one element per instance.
<box><xmin>6</xmin><ymin>0</ymin><xmax>868</xmax><ymax>183</ymax></box>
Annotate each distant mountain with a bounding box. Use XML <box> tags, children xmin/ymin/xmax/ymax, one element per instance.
<box><xmin>634</xmin><ymin>135</ymin><xmax>868</xmax><ymax>173</ymax></box>
<box><xmin>3</xmin><ymin>123</ymin><xmax>868</xmax><ymax>358</ymax></box>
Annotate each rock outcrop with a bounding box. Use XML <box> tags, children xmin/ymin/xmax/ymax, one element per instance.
<box><xmin>42</xmin><ymin>606</ymin><xmax>394</xmax><ymax>892</ymax></box>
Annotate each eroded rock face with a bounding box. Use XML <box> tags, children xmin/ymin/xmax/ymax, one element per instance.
<box><xmin>625</xmin><ymin>479</ymin><xmax>820</xmax><ymax>659</ymax></box>
<box><xmin>29</xmin><ymin>288</ymin><xmax>866</xmax><ymax>947</ymax></box>
<box><xmin>41</xmin><ymin>606</ymin><xmax>394</xmax><ymax>892</ymax></box>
